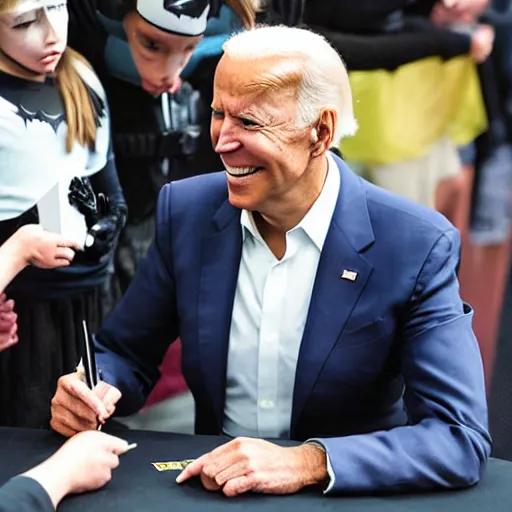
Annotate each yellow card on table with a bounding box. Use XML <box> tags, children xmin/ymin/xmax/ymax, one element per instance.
<box><xmin>151</xmin><ymin>460</ymin><xmax>195</xmax><ymax>471</ymax></box>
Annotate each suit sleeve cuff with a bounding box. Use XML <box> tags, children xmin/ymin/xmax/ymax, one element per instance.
<box><xmin>304</xmin><ymin>439</ymin><xmax>335</xmax><ymax>494</ymax></box>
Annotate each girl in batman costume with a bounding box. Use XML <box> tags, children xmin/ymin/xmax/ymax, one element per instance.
<box><xmin>0</xmin><ymin>0</ymin><xmax>127</xmax><ymax>428</ymax></box>
<box><xmin>65</xmin><ymin>0</ymin><xmax>261</xmax><ymax>308</ymax></box>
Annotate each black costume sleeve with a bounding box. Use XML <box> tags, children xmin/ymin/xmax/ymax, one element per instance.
<box><xmin>403</xmin><ymin>0</ymin><xmax>437</xmax><ymax>17</ymax></box>
<box><xmin>69</xmin><ymin>141</ymin><xmax>127</xmax><ymax>260</ymax></box>
<box><xmin>85</xmin><ymin>146</ymin><xmax>128</xmax><ymax>257</ymax></box>
<box><xmin>308</xmin><ymin>22</ymin><xmax>471</xmax><ymax>72</ymax></box>
<box><xmin>89</xmin><ymin>145</ymin><xmax>127</xmax><ymax>212</ymax></box>
<box><xmin>303</xmin><ymin>0</ymin><xmax>436</xmax><ymax>33</ymax></box>
<box><xmin>0</xmin><ymin>477</ymin><xmax>54</xmax><ymax>512</ymax></box>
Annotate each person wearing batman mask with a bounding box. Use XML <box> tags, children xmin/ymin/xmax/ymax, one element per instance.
<box><xmin>65</xmin><ymin>0</ymin><xmax>262</xmax><ymax>308</ymax></box>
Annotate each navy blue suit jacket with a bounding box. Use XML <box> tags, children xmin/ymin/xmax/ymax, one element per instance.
<box><xmin>96</xmin><ymin>154</ymin><xmax>491</xmax><ymax>493</ymax></box>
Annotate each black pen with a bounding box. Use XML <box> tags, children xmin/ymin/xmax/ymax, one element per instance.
<box><xmin>81</xmin><ymin>320</ymin><xmax>103</xmax><ymax>430</ymax></box>
<box><xmin>82</xmin><ymin>320</ymin><xmax>99</xmax><ymax>389</ymax></box>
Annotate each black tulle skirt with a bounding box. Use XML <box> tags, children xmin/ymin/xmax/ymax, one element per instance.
<box><xmin>0</xmin><ymin>288</ymin><xmax>102</xmax><ymax>428</ymax></box>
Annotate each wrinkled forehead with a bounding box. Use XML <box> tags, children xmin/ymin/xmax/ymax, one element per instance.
<box><xmin>7</xmin><ymin>0</ymin><xmax>65</xmax><ymax>16</ymax></box>
<box><xmin>215</xmin><ymin>55</ymin><xmax>303</xmax><ymax>99</ymax></box>
<box><xmin>214</xmin><ymin>69</ymin><xmax>300</xmax><ymax>123</ymax></box>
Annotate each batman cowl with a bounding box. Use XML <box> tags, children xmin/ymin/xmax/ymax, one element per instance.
<box><xmin>163</xmin><ymin>0</ymin><xmax>211</xmax><ymax>18</ymax></box>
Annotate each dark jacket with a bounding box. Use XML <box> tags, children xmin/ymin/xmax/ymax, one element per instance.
<box><xmin>0</xmin><ymin>478</ymin><xmax>53</xmax><ymax>512</ymax></box>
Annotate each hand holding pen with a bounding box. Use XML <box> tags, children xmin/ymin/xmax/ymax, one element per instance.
<box><xmin>76</xmin><ymin>320</ymin><xmax>121</xmax><ymax>430</ymax></box>
<box><xmin>50</xmin><ymin>322</ymin><xmax>123</xmax><ymax>438</ymax></box>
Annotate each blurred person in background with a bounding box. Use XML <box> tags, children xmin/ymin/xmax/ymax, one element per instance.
<box><xmin>0</xmin><ymin>0</ymin><xmax>126</xmax><ymax>428</ymax></box>
<box><xmin>300</xmin><ymin>0</ymin><xmax>492</xmax><ymax>228</ymax></box>
<box><xmin>438</xmin><ymin>0</ymin><xmax>512</xmax><ymax>387</ymax></box>
<box><xmin>429</xmin><ymin>0</ymin><xmax>493</xmax><ymax>232</ymax></box>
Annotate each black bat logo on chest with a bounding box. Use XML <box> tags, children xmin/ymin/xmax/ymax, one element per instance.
<box><xmin>16</xmin><ymin>104</ymin><xmax>65</xmax><ymax>133</ymax></box>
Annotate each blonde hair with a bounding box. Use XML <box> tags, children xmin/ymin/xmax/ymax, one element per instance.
<box><xmin>225</xmin><ymin>0</ymin><xmax>262</xmax><ymax>28</ymax></box>
<box><xmin>223</xmin><ymin>25</ymin><xmax>358</xmax><ymax>145</ymax></box>
<box><xmin>0</xmin><ymin>0</ymin><xmax>98</xmax><ymax>152</ymax></box>
<box><xmin>55</xmin><ymin>49</ymin><xmax>99</xmax><ymax>152</ymax></box>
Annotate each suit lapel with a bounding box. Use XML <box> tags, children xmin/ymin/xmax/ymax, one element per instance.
<box><xmin>291</xmin><ymin>156</ymin><xmax>375</xmax><ymax>433</ymax></box>
<box><xmin>198</xmin><ymin>199</ymin><xmax>242</xmax><ymax>431</ymax></box>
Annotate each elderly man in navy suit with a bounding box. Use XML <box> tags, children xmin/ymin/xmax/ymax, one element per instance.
<box><xmin>51</xmin><ymin>25</ymin><xmax>491</xmax><ymax>497</ymax></box>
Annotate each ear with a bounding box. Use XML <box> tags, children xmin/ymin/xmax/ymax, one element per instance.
<box><xmin>310</xmin><ymin>109</ymin><xmax>336</xmax><ymax>157</ymax></box>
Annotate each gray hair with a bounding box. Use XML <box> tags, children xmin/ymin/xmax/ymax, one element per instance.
<box><xmin>222</xmin><ymin>25</ymin><xmax>358</xmax><ymax>146</ymax></box>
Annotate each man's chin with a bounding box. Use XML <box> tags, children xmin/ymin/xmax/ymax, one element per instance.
<box><xmin>227</xmin><ymin>191</ymin><xmax>259</xmax><ymax>212</ymax></box>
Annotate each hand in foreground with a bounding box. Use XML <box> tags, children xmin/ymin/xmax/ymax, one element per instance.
<box><xmin>470</xmin><ymin>24</ymin><xmax>495</xmax><ymax>63</ymax></box>
<box><xmin>15</xmin><ymin>224</ymin><xmax>81</xmax><ymax>269</ymax></box>
<box><xmin>432</xmin><ymin>0</ymin><xmax>490</xmax><ymax>25</ymax></box>
<box><xmin>51</xmin><ymin>372</ymin><xmax>122</xmax><ymax>437</ymax></box>
<box><xmin>23</xmin><ymin>430</ymin><xmax>130</xmax><ymax>508</ymax></box>
<box><xmin>434</xmin><ymin>0</ymin><xmax>489</xmax><ymax>23</ymax></box>
<box><xmin>176</xmin><ymin>437</ymin><xmax>327</xmax><ymax>497</ymax></box>
<box><xmin>445</xmin><ymin>0</ymin><xmax>489</xmax><ymax>16</ymax></box>
<box><xmin>0</xmin><ymin>294</ymin><xmax>17</xmax><ymax>352</ymax></box>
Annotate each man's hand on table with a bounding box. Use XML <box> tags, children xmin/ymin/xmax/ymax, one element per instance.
<box><xmin>176</xmin><ymin>437</ymin><xmax>328</xmax><ymax>496</ymax></box>
<box><xmin>50</xmin><ymin>372</ymin><xmax>122</xmax><ymax>436</ymax></box>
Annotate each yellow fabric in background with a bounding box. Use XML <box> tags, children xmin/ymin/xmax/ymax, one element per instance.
<box><xmin>340</xmin><ymin>56</ymin><xmax>488</xmax><ymax>166</ymax></box>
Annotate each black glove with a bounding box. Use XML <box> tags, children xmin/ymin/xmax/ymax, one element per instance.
<box><xmin>68</xmin><ymin>176</ymin><xmax>127</xmax><ymax>260</ymax></box>
<box><xmin>68</xmin><ymin>177</ymin><xmax>97</xmax><ymax>228</ymax></box>
<box><xmin>84</xmin><ymin>203</ymin><xmax>127</xmax><ymax>258</ymax></box>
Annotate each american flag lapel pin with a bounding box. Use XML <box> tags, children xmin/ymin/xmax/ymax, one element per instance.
<box><xmin>341</xmin><ymin>269</ymin><xmax>358</xmax><ymax>282</ymax></box>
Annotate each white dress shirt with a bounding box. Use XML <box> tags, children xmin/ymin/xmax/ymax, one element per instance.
<box><xmin>223</xmin><ymin>152</ymin><xmax>340</xmax><ymax>439</ymax></box>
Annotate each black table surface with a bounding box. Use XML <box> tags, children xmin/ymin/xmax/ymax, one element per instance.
<box><xmin>0</xmin><ymin>426</ymin><xmax>511</xmax><ymax>511</ymax></box>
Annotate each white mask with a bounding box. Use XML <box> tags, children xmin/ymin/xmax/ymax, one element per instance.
<box><xmin>137</xmin><ymin>0</ymin><xmax>210</xmax><ymax>36</ymax></box>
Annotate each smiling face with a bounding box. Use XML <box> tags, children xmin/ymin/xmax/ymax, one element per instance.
<box><xmin>211</xmin><ymin>54</ymin><xmax>332</xmax><ymax>220</ymax></box>
<box><xmin>123</xmin><ymin>11</ymin><xmax>201</xmax><ymax>95</ymax></box>
<box><xmin>0</xmin><ymin>0</ymin><xmax>68</xmax><ymax>75</ymax></box>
